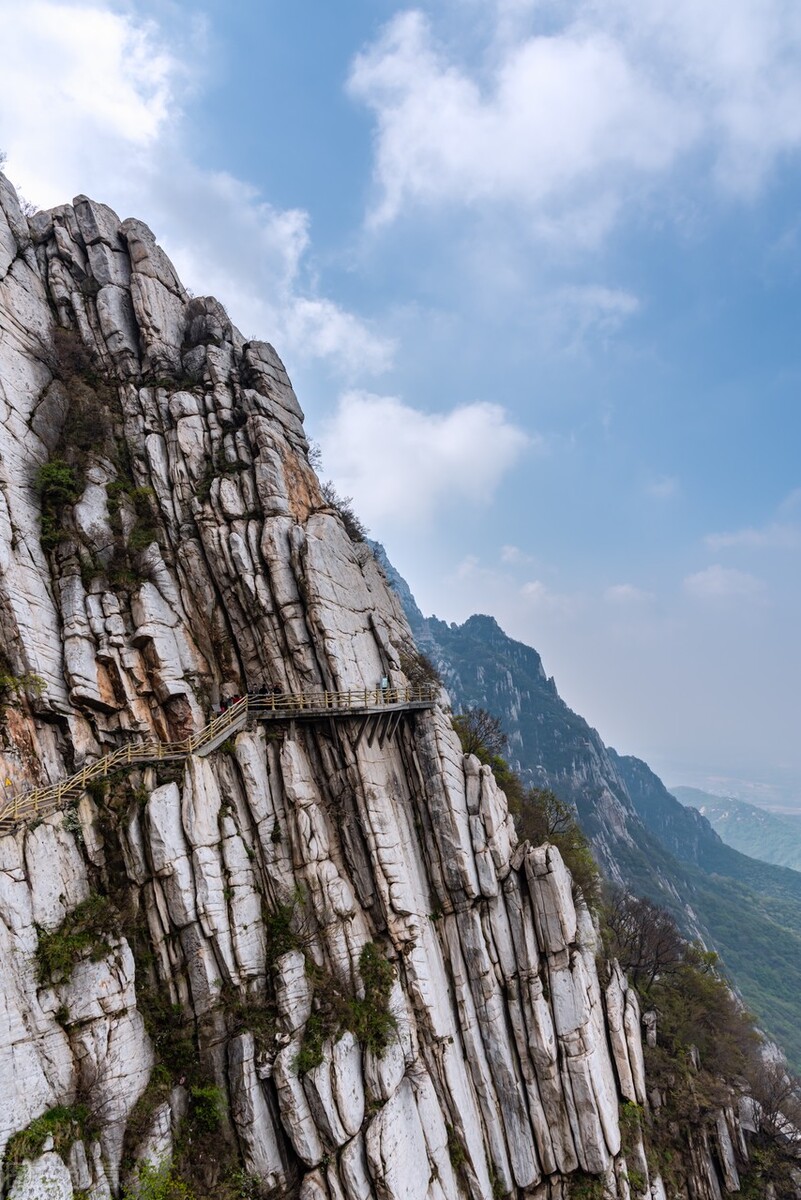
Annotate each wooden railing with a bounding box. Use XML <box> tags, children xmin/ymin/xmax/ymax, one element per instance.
<box><xmin>0</xmin><ymin>685</ymin><xmax>437</xmax><ymax>833</ymax></box>
<box><xmin>245</xmin><ymin>685</ymin><xmax>435</xmax><ymax>714</ymax></box>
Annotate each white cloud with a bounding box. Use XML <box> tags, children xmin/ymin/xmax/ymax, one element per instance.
<box><xmin>604</xmin><ymin>583</ymin><xmax>654</xmax><ymax>604</ymax></box>
<box><xmin>349</xmin><ymin>3</ymin><xmax>801</xmax><ymax>237</ymax></box>
<box><xmin>705</xmin><ymin>523</ymin><xmax>800</xmax><ymax>551</ymax></box>
<box><xmin>605</xmin><ymin>0</ymin><xmax>801</xmax><ymax>194</ymax></box>
<box><xmin>318</xmin><ymin>391</ymin><xmax>530</xmax><ymax>526</ymax></box>
<box><xmin>520</xmin><ymin>578</ymin><xmax>581</xmax><ymax>615</ymax></box>
<box><xmin>455</xmin><ymin>555</ymin><xmax>511</xmax><ymax>589</ymax></box>
<box><xmin>683</xmin><ymin>565</ymin><xmax>766</xmax><ymax>600</ymax></box>
<box><xmin>0</xmin><ymin>1</ymin><xmax>177</xmax><ymax>205</ymax></box>
<box><xmin>646</xmin><ymin>476</ymin><xmax>679</xmax><ymax>500</ymax></box>
<box><xmin>705</xmin><ymin>490</ymin><xmax>801</xmax><ymax>551</ymax></box>
<box><xmin>281</xmin><ymin>298</ymin><xmax>395</xmax><ymax>377</ymax></box>
<box><xmin>348</xmin><ymin>10</ymin><xmax>688</xmax><ymax>235</ymax></box>
<box><xmin>544</xmin><ymin>284</ymin><xmax>641</xmax><ymax>348</ymax></box>
<box><xmin>162</xmin><ymin>174</ymin><xmax>395</xmax><ymax>378</ymax></box>
<box><xmin>500</xmin><ymin>544</ymin><xmax>535</xmax><ymax>565</ymax></box>
<box><xmin>0</xmin><ymin>0</ymin><xmax>391</xmax><ymax>380</ymax></box>
<box><xmin>557</xmin><ymin>285</ymin><xmax>640</xmax><ymax>325</ymax></box>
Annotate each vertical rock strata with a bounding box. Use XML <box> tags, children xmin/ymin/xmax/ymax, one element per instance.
<box><xmin>0</xmin><ymin>174</ymin><xmax>686</xmax><ymax>1198</ymax></box>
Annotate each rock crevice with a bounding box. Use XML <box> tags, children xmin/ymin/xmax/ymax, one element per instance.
<box><xmin>0</xmin><ymin>177</ymin><xmax>737</xmax><ymax>1200</ymax></box>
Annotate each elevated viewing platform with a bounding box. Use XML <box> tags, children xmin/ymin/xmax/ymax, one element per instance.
<box><xmin>0</xmin><ymin>685</ymin><xmax>438</xmax><ymax>833</ymax></box>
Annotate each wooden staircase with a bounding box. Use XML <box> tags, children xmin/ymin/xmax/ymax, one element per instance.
<box><xmin>0</xmin><ymin>686</ymin><xmax>437</xmax><ymax>833</ymax></box>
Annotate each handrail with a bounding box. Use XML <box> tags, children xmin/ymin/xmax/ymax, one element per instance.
<box><xmin>0</xmin><ymin>685</ymin><xmax>437</xmax><ymax>832</ymax></box>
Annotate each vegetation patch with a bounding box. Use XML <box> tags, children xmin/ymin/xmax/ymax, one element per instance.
<box><xmin>264</xmin><ymin>890</ymin><xmax>307</xmax><ymax>964</ymax></box>
<box><xmin>122</xmin><ymin>1159</ymin><xmax>195</xmax><ymax>1200</ymax></box>
<box><xmin>452</xmin><ymin>707</ymin><xmax>599</xmax><ymax>904</ymax></box>
<box><xmin>446</xmin><ymin>1124</ymin><xmax>466</xmax><ymax>1171</ymax></box>
<box><xmin>35</xmin><ymin>327</ymin><xmax>163</xmax><ymax>592</ymax></box>
<box><xmin>618</xmin><ymin>1100</ymin><xmax>643</xmax><ymax>1156</ymax></box>
<box><xmin>35</xmin><ymin>893</ymin><xmax>118</xmax><ymax>985</ymax></box>
<box><xmin>4</xmin><ymin>1105</ymin><xmax>93</xmax><ymax>1183</ymax></box>
<box><xmin>320</xmin><ymin>479</ymin><xmax>367</xmax><ymax>542</ymax></box>
<box><xmin>489</xmin><ymin>1165</ymin><xmax>506</xmax><ymax>1199</ymax></box>
<box><xmin>399</xmin><ymin>648</ymin><xmax>442</xmax><ymax>688</ymax></box>
<box><xmin>35</xmin><ymin>327</ymin><xmax>121</xmax><ymax>554</ymax></box>
<box><xmin>36</xmin><ymin>458</ymin><xmax>81</xmax><ymax>550</ymax></box>
<box><xmin>567</xmin><ymin>1170</ymin><xmax>605</xmax><ymax>1199</ymax></box>
<box><xmin>626</xmin><ymin>1168</ymin><xmax>646</xmax><ymax>1194</ymax></box>
<box><xmin>188</xmin><ymin>1085</ymin><xmax>224</xmax><ymax>1134</ymax></box>
<box><xmin>296</xmin><ymin>942</ymin><xmax>397</xmax><ymax>1073</ymax></box>
<box><xmin>349</xmin><ymin>941</ymin><xmax>397</xmax><ymax>1054</ymax></box>
<box><xmin>137</xmin><ymin>985</ymin><xmax>197</xmax><ymax>1081</ymax></box>
<box><xmin>123</xmin><ymin>1064</ymin><xmax>173</xmax><ymax>1170</ymax></box>
<box><xmin>0</xmin><ymin>648</ymin><xmax>46</xmax><ymax>714</ymax></box>
<box><xmin>452</xmin><ymin>707</ymin><xmax>525</xmax><ymax>812</ymax></box>
<box><xmin>107</xmin><ymin>477</ymin><xmax>159</xmax><ymax>586</ymax></box>
<box><xmin>601</xmin><ymin>886</ymin><xmax>801</xmax><ymax>1193</ymax></box>
<box><xmin>109</xmin><ymin>482</ymin><xmax>158</xmax><ymax>547</ymax></box>
<box><xmin>219</xmin><ymin>984</ymin><xmax>278</xmax><ymax>1051</ymax></box>
<box><xmin>295</xmin><ymin>1012</ymin><xmax>327</xmax><ymax>1074</ymax></box>
<box><xmin>518</xmin><ymin>788</ymin><xmax>600</xmax><ymax>906</ymax></box>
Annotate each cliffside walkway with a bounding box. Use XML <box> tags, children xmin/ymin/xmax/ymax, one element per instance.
<box><xmin>0</xmin><ymin>685</ymin><xmax>437</xmax><ymax>833</ymax></box>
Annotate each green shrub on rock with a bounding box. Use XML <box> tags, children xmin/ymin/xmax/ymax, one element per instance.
<box><xmin>35</xmin><ymin>893</ymin><xmax>117</xmax><ymax>985</ymax></box>
<box><xmin>36</xmin><ymin>459</ymin><xmax>80</xmax><ymax>550</ymax></box>
<box><xmin>4</xmin><ymin>1105</ymin><xmax>93</xmax><ymax>1185</ymax></box>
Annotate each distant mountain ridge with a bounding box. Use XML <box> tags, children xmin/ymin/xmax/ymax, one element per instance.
<box><xmin>672</xmin><ymin>785</ymin><xmax>801</xmax><ymax>872</ymax></box>
<box><xmin>371</xmin><ymin>541</ymin><xmax>801</xmax><ymax>1068</ymax></box>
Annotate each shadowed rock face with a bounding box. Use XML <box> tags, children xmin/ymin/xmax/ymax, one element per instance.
<box><xmin>0</xmin><ymin>176</ymin><xmax>729</xmax><ymax>1200</ymax></box>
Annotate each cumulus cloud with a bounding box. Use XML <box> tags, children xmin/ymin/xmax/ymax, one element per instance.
<box><xmin>0</xmin><ymin>0</ymin><xmax>195</xmax><ymax>234</ymax></box>
<box><xmin>0</xmin><ymin>0</ymin><xmax>391</xmax><ymax>380</ymax></box>
<box><xmin>348</xmin><ymin>10</ymin><xmax>686</xmax><ymax>235</ymax></box>
<box><xmin>705</xmin><ymin>490</ymin><xmax>801</xmax><ymax>551</ymax></box>
<box><xmin>0</xmin><ymin>1</ymin><xmax>175</xmax><ymax>202</ymax></box>
<box><xmin>349</xmin><ymin>2</ymin><xmax>801</xmax><ymax>237</ymax></box>
<box><xmin>705</xmin><ymin>524</ymin><xmax>800</xmax><ymax>551</ymax></box>
<box><xmin>500</xmin><ymin>544</ymin><xmax>536</xmax><ymax>565</ymax></box>
<box><xmin>520</xmin><ymin>579</ymin><xmax>581</xmax><ymax>615</ymax></box>
<box><xmin>683</xmin><ymin>565</ymin><xmax>766</xmax><ymax>600</ymax></box>
<box><xmin>318</xmin><ymin>391</ymin><xmax>530</xmax><ymax>525</ymax></box>
<box><xmin>604</xmin><ymin>583</ymin><xmax>654</xmax><ymax>604</ymax></box>
<box><xmin>164</xmin><ymin>176</ymin><xmax>394</xmax><ymax>378</ymax></box>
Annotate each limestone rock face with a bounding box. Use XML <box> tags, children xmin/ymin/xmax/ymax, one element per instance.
<box><xmin>0</xmin><ymin>174</ymin><xmax>742</xmax><ymax>1200</ymax></box>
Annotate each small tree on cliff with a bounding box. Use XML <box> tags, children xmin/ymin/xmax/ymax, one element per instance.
<box><xmin>320</xmin><ymin>480</ymin><xmax>367</xmax><ymax>542</ymax></box>
<box><xmin>603</xmin><ymin>891</ymin><xmax>685</xmax><ymax>991</ymax></box>
<box><xmin>518</xmin><ymin>788</ymin><xmax>600</xmax><ymax>906</ymax></box>
<box><xmin>452</xmin><ymin>707</ymin><xmax>507</xmax><ymax>759</ymax></box>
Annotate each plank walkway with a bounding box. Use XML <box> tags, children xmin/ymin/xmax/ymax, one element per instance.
<box><xmin>0</xmin><ymin>685</ymin><xmax>437</xmax><ymax>833</ymax></box>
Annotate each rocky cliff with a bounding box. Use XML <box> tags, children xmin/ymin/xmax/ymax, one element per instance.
<box><xmin>0</xmin><ymin>174</ymin><xmax>668</xmax><ymax>1200</ymax></box>
<box><xmin>372</xmin><ymin>557</ymin><xmax>801</xmax><ymax>1076</ymax></box>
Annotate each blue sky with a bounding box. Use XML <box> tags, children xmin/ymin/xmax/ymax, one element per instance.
<box><xmin>2</xmin><ymin>0</ymin><xmax>801</xmax><ymax>806</ymax></box>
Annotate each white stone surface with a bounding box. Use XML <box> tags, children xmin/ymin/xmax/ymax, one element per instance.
<box><xmin>7</xmin><ymin>1151</ymin><xmax>73</xmax><ymax>1200</ymax></box>
<box><xmin>229</xmin><ymin>1033</ymin><xmax>286</xmax><ymax>1189</ymax></box>
<box><xmin>0</xmin><ymin>171</ymin><xmax>736</xmax><ymax>1200</ymax></box>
